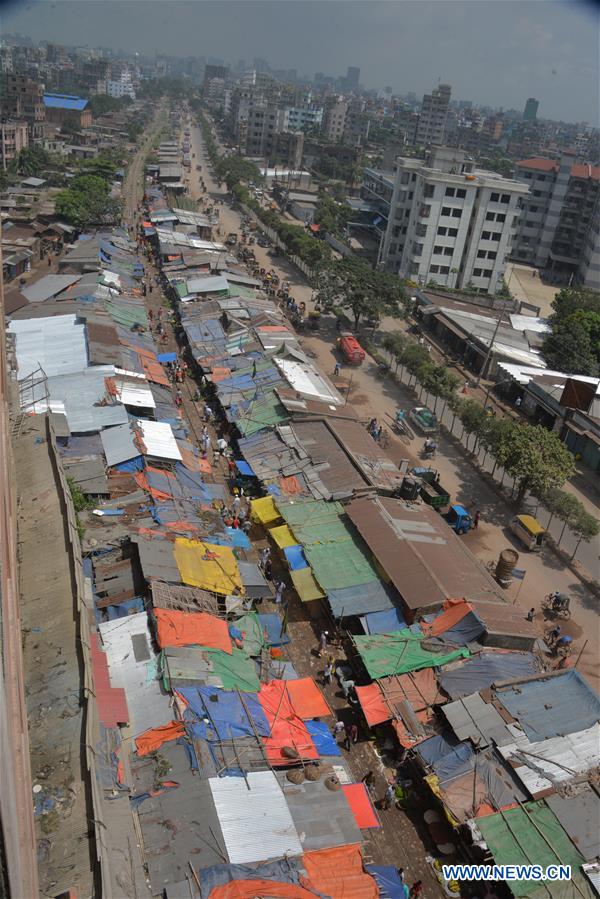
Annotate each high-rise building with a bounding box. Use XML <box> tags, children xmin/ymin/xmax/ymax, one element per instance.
<box><xmin>523</xmin><ymin>98</ymin><xmax>539</xmax><ymax>121</ymax></box>
<box><xmin>372</xmin><ymin>146</ymin><xmax>528</xmax><ymax>292</ymax></box>
<box><xmin>0</xmin><ymin>121</ymin><xmax>28</xmax><ymax>170</ymax></box>
<box><xmin>513</xmin><ymin>152</ymin><xmax>600</xmax><ymax>285</ymax></box>
<box><xmin>345</xmin><ymin>66</ymin><xmax>360</xmax><ymax>91</ymax></box>
<box><xmin>416</xmin><ymin>83</ymin><xmax>451</xmax><ymax>147</ymax></box>
<box><xmin>322</xmin><ymin>97</ymin><xmax>348</xmax><ymax>142</ymax></box>
<box><xmin>4</xmin><ymin>73</ymin><xmax>45</xmax><ymax>123</ymax></box>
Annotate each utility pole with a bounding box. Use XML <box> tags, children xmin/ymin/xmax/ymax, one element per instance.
<box><xmin>476</xmin><ymin>300</ymin><xmax>507</xmax><ymax>386</ymax></box>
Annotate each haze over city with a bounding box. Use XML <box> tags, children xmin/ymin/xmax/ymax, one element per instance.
<box><xmin>2</xmin><ymin>0</ymin><xmax>599</xmax><ymax>122</ymax></box>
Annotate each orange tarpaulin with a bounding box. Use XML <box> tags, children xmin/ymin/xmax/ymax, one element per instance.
<box><xmin>135</xmin><ymin>721</ymin><xmax>185</xmax><ymax>756</ymax></box>
<box><xmin>141</xmin><ymin>356</ymin><xmax>169</xmax><ymax>386</ymax></box>
<box><xmin>279</xmin><ymin>475</ymin><xmax>303</xmax><ymax>495</ymax></box>
<box><xmin>356</xmin><ymin>668</ymin><xmax>443</xmax><ymax>727</ymax></box>
<box><xmin>211</xmin><ymin>367</ymin><xmax>232</xmax><ymax>382</ymax></box>
<box><xmin>209</xmin><ymin>882</ymin><xmax>318</xmax><ymax>899</ymax></box>
<box><xmin>421</xmin><ymin>597</ymin><xmax>471</xmax><ymax>637</ymax></box>
<box><xmin>258</xmin><ymin>680</ymin><xmax>319</xmax><ymax>766</ymax></box>
<box><xmin>154</xmin><ymin>608</ymin><xmax>232</xmax><ymax>654</ymax></box>
<box><xmin>342</xmin><ymin>784</ymin><xmax>381</xmax><ymax>829</ymax></box>
<box><xmin>286</xmin><ymin>677</ymin><xmax>330</xmax><ymax>719</ymax></box>
<box><xmin>301</xmin><ymin>845</ymin><xmax>379</xmax><ymax>899</ymax></box>
<box><xmin>179</xmin><ymin>444</ymin><xmax>203</xmax><ymax>472</ymax></box>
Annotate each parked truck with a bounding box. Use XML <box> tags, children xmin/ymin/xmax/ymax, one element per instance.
<box><xmin>412</xmin><ymin>468</ymin><xmax>451</xmax><ymax>510</ymax></box>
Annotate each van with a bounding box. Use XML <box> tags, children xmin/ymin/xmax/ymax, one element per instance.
<box><xmin>337</xmin><ymin>334</ymin><xmax>365</xmax><ymax>365</ymax></box>
<box><xmin>510</xmin><ymin>515</ymin><xmax>546</xmax><ymax>551</ymax></box>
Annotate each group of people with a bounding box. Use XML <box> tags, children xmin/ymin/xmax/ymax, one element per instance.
<box><xmin>367</xmin><ymin>417</ymin><xmax>384</xmax><ymax>443</ymax></box>
<box><xmin>258</xmin><ymin>547</ymin><xmax>286</xmax><ymax>604</ymax></box>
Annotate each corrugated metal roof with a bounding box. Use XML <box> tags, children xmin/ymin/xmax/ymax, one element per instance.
<box><xmin>209</xmin><ymin>770</ymin><xmax>303</xmax><ymax>864</ymax></box>
<box><xmin>275</xmin><ymin>769</ymin><xmax>361</xmax><ymax>852</ymax></box>
<box><xmin>22</xmin><ymin>366</ymin><xmax>129</xmax><ymax>433</ymax></box>
<box><xmin>101</xmin><ymin>423</ymin><xmax>138</xmax><ymax>467</ymax></box>
<box><xmin>135</xmin><ymin>419</ymin><xmax>182</xmax><ymax>461</ymax></box>
<box><xmin>21</xmin><ymin>274</ymin><xmax>81</xmax><ymax>303</ymax></box>
<box><xmin>547</xmin><ymin>788</ymin><xmax>600</xmax><ymax>861</ymax></box>
<box><xmin>133</xmin><ymin>536</ymin><xmax>180</xmax><ymax>582</ymax></box>
<box><xmin>44</xmin><ymin>93</ymin><xmax>88</xmax><ymax>110</ymax></box>
<box><xmin>9</xmin><ymin>313</ymin><xmax>88</xmax><ymax>379</ymax></box>
<box><xmin>113</xmin><ymin>373</ymin><xmax>156</xmax><ymax>409</ymax></box>
<box><xmin>187</xmin><ymin>275</ymin><xmax>229</xmax><ymax>295</ymax></box>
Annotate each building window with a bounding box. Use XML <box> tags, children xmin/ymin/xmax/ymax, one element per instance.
<box><xmin>483</xmin><ymin>269</ymin><xmax>493</xmax><ymax>277</ymax></box>
<box><xmin>413</xmin><ymin>243</ymin><xmax>423</xmax><ymax>257</ymax></box>
<box><xmin>437</xmin><ymin>227</ymin><xmax>447</xmax><ymax>236</ymax></box>
<box><xmin>423</xmin><ymin>184</ymin><xmax>435</xmax><ymax>198</ymax></box>
<box><xmin>401</xmin><ymin>173</ymin><xmax>409</xmax><ymax>184</ymax></box>
<box><xmin>452</xmin><ymin>209</ymin><xmax>461</xmax><ymax>218</ymax></box>
<box><xmin>496</xmin><ymin>213</ymin><xmax>506</xmax><ymax>223</ymax></box>
<box><xmin>445</xmin><ymin>187</ymin><xmax>456</xmax><ymax>197</ymax></box>
<box><xmin>444</xmin><ymin>247</ymin><xmax>453</xmax><ymax>256</ymax></box>
<box><xmin>439</xmin><ymin>266</ymin><xmax>450</xmax><ymax>274</ymax></box>
<box><xmin>487</xmin><ymin>251</ymin><xmax>497</xmax><ymax>260</ymax></box>
<box><xmin>482</xmin><ymin>230</ymin><xmax>491</xmax><ymax>240</ymax></box>
<box><xmin>529</xmin><ymin>205</ymin><xmax>538</xmax><ymax>212</ymax></box>
<box><xmin>448</xmin><ymin>228</ymin><xmax>458</xmax><ymax>237</ymax></box>
<box><xmin>433</xmin><ymin>245</ymin><xmax>444</xmax><ymax>254</ymax></box>
<box><xmin>456</xmin><ymin>188</ymin><xmax>466</xmax><ymax>198</ymax></box>
<box><xmin>490</xmin><ymin>192</ymin><xmax>500</xmax><ymax>202</ymax></box>
<box><xmin>491</xmin><ymin>232</ymin><xmax>501</xmax><ymax>241</ymax></box>
<box><xmin>441</xmin><ymin>206</ymin><xmax>452</xmax><ymax>216</ymax></box>
<box><xmin>538</xmin><ymin>175</ymin><xmax>545</xmax><ymax>182</ymax></box>
<box><xmin>486</xmin><ymin>212</ymin><xmax>495</xmax><ymax>221</ymax></box>
<box><xmin>430</xmin><ymin>264</ymin><xmax>439</xmax><ymax>274</ymax></box>
<box><xmin>474</xmin><ymin>267</ymin><xmax>483</xmax><ymax>276</ymax></box>
<box><xmin>420</xmin><ymin>205</ymin><xmax>431</xmax><ymax>218</ymax></box>
<box><xmin>501</xmin><ymin>193</ymin><xmax>510</xmax><ymax>203</ymax></box>
<box><xmin>477</xmin><ymin>249</ymin><xmax>486</xmax><ymax>258</ymax></box>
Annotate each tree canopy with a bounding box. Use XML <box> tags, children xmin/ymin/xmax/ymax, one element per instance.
<box><xmin>500</xmin><ymin>422</ymin><xmax>575</xmax><ymax>506</ymax></box>
<box><xmin>316</xmin><ymin>257</ymin><xmax>408</xmax><ymax>327</ymax></box>
<box><xmin>55</xmin><ymin>173</ymin><xmax>121</xmax><ymax>228</ymax></box>
<box><xmin>313</xmin><ymin>193</ymin><xmax>352</xmax><ymax>238</ymax></box>
<box><xmin>14</xmin><ymin>146</ymin><xmax>50</xmax><ymax>177</ymax></box>
<box><xmin>542</xmin><ymin>287</ymin><xmax>600</xmax><ymax>375</ymax></box>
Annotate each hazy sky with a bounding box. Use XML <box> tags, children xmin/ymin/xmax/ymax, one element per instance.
<box><xmin>2</xmin><ymin>0</ymin><xmax>598</xmax><ymax>122</ymax></box>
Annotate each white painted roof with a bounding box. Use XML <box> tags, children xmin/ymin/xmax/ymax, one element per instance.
<box><xmin>274</xmin><ymin>357</ymin><xmax>344</xmax><ymax>405</ymax></box>
<box><xmin>135</xmin><ymin>419</ymin><xmax>182</xmax><ymax>461</ymax></box>
<box><xmin>498</xmin><ymin>722</ymin><xmax>600</xmax><ymax>795</ymax></box>
<box><xmin>9</xmin><ymin>314</ymin><xmax>88</xmax><ymax>379</ymax></box>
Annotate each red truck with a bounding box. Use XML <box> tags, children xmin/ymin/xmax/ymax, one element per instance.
<box><xmin>337</xmin><ymin>334</ymin><xmax>365</xmax><ymax>365</ymax></box>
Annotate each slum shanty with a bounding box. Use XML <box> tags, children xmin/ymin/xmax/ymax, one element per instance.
<box><xmin>7</xmin><ymin>109</ymin><xmax>599</xmax><ymax>899</ymax></box>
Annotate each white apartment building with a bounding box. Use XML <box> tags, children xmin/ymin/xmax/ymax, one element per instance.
<box><xmin>323</xmin><ymin>99</ymin><xmax>348</xmax><ymax>142</ymax></box>
<box><xmin>106</xmin><ymin>72</ymin><xmax>135</xmax><ymax>99</ymax></box>
<box><xmin>282</xmin><ymin>106</ymin><xmax>323</xmax><ymax>131</ymax></box>
<box><xmin>380</xmin><ymin>147</ymin><xmax>529</xmax><ymax>293</ymax></box>
<box><xmin>416</xmin><ymin>83</ymin><xmax>451</xmax><ymax>147</ymax></box>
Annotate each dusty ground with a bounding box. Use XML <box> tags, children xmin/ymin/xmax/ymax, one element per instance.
<box><xmin>16</xmin><ymin>417</ymin><xmax>96</xmax><ymax>898</ymax></box>
<box><xmin>504</xmin><ymin>262</ymin><xmax>559</xmax><ymax>318</ymax></box>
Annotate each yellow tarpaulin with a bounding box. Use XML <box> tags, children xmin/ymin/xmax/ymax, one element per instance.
<box><xmin>173</xmin><ymin>538</ymin><xmax>243</xmax><ymax>595</ymax></box>
<box><xmin>251</xmin><ymin>495</ymin><xmax>280</xmax><ymax>525</ymax></box>
<box><xmin>269</xmin><ymin>524</ymin><xmax>297</xmax><ymax>549</ymax></box>
<box><xmin>291</xmin><ymin>567</ymin><xmax>325</xmax><ymax>602</ymax></box>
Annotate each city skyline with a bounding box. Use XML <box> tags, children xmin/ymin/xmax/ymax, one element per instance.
<box><xmin>1</xmin><ymin>0</ymin><xmax>598</xmax><ymax>123</ymax></box>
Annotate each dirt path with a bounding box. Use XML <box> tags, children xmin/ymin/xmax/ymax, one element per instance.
<box><xmin>122</xmin><ymin>102</ymin><xmax>167</xmax><ymax>222</ymax></box>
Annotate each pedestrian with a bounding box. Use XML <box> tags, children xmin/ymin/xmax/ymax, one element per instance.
<box><xmin>362</xmin><ymin>770</ymin><xmax>375</xmax><ymax>790</ymax></box>
<box><xmin>175</xmin><ymin>389</ymin><xmax>183</xmax><ymax>408</ymax></box>
<box><xmin>228</xmin><ymin>457</ymin><xmax>236</xmax><ymax>477</ymax></box>
<box><xmin>202</xmin><ymin>424</ymin><xmax>209</xmax><ymax>441</ymax></box>
<box><xmin>274</xmin><ymin>580</ymin><xmax>285</xmax><ymax>605</ymax></box>
<box><xmin>232</xmin><ymin>494</ymin><xmax>242</xmax><ymax>514</ymax></box>
<box><xmin>202</xmin><ymin>433</ymin><xmax>210</xmax><ymax>453</ymax></box>
<box><xmin>397</xmin><ymin>868</ymin><xmax>405</xmax><ymax>885</ymax></box>
<box><xmin>232</xmin><ymin>515</ymin><xmax>240</xmax><ymax>530</ymax></box>
<box><xmin>242</xmin><ymin>518</ymin><xmax>252</xmax><ymax>535</ymax></box>
<box><xmin>317</xmin><ymin>630</ymin><xmax>328</xmax><ymax>658</ymax></box>
<box><xmin>264</xmin><ymin>558</ymin><xmax>273</xmax><ymax>581</ymax></box>
<box><xmin>367</xmin><ymin>418</ymin><xmax>377</xmax><ymax>435</ymax></box>
<box><xmin>203</xmin><ymin>404</ymin><xmax>213</xmax><ymax>422</ymax></box>
<box><xmin>334</xmin><ymin>362</ymin><xmax>341</xmax><ymax>376</ymax></box>
<box><xmin>252</xmin><ymin>359</ymin><xmax>257</xmax><ymax>379</ymax></box>
<box><xmin>148</xmin><ymin>308</ymin><xmax>154</xmax><ymax>321</ymax></box>
<box><xmin>381</xmin><ymin>782</ymin><xmax>395</xmax><ymax>810</ymax></box>
<box><xmin>409</xmin><ymin>882</ymin><xmax>423</xmax><ymax>899</ymax></box>
<box><xmin>48</xmin><ymin>256</ymin><xmax>52</xmax><ymax>267</ymax></box>
<box><xmin>259</xmin><ymin>547</ymin><xmax>270</xmax><ymax>570</ymax></box>
<box><xmin>515</xmin><ymin>396</ymin><xmax>522</xmax><ymax>408</ymax></box>
<box><xmin>344</xmin><ymin>722</ymin><xmax>358</xmax><ymax>751</ymax></box>
<box><xmin>333</xmin><ymin>720</ymin><xmax>345</xmax><ymax>742</ymax></box>
<box><xmin>323</xmin><ymin>658</ymin><xmax>334</xmax><ymax>685</ymax></box>
<box><xmin>526</xmin><ymin>608</ymin><xmax>535</xmax><ymax>622</ymax></box>
<box><xmin>473</xmin><ymin>510</ymin><xmax>481</xmax><ymax>530</ymax></box>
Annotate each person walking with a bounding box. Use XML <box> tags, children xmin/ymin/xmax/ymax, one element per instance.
<box><xmin>381</xmin><ymin>782</ymin><xmax>395</xmax><ymax>810</ymax></box>
<box><xmin>526</xmin><ymin>608</ymin><xmax>535</xmax><ymax>622</ymax></box>
<box><xmin>333</xmin><ymin>720</ymin><xmax>345</xmax><ymax>743</ymax></box>
<box><xmin>259</xmin><ymin>547</ymin><xmax>270</xmax><ymax>570</ymax></box>
<box><xmin>203</xmin><ymin>404</ymin><xmax>213</xmax><ymax>422</ymax></box>
<box><xmin>362</xmin><ymin>770</ymin><xmax>375</xmax><ymax>791</ymax></box>
<box><xmin>473</xmin><ymin>510</ymin><xmax>481</xmax><ymax>530</ymax></box>
<box><xmin>334</xmin><ymin>362</ymin><xmax>341</xmax><ymax>376</ymax></box>
<box><xmin>344</xmin><ymin>722</ymin><xmax>358</xmax><ymax>751</ymax></box>
<box><xmin>409</xmin><ymin>882</ymin><xmax>423</xmax><ymax>899</ymax></box>
<box><xmin>317</xmin><ymin>630</ymin><xmax>328</xmax><ymax>658</ymax></box>
<box><xmin>274</xmin><ymin>580</ymin><xmax>285</xmax><ymax>605</ymax></box>
<box><xmin>323</xmin><ymin>657</ymin><xmax>334</xmax><ymax>685</ymax></box>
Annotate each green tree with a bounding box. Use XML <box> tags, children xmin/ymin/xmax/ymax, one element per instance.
<box><xmin>549</xmin><ymin>286</ymin><xmax>600</xmax><ymax>322</ymax></box>
<box><xmin>458</xmin><ymin>399</ymin><xmax>487</xmax><ymax>452</ymax></box>
<box><xmin>543</xmin><ymin>311</ymin><xmax>600</xmax><ymax>376</ymax></box>
<box><xmin>316</xmin><ymin>256</ymin><xmax>408</xmax><ymax>329</ymax></box>
<box><xmin>15</xmin><ymin>146</ymin><xmax>50</xmax><ymax>177</ymax></box>
<box><xmin>501</xmin><ymin>424</ymin><xmax>575</xmax><ymax>507</ymax></box>
<box><xmin>570</xmin><ymin>509</ymin><xmax>600</xmax><ymax>560</ymax></box>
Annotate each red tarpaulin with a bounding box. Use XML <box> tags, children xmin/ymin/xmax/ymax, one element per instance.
<box><xmin>258</xmin><ymin>680</ymin><xmax>319</xmax><ymax>766</ymax></box>
<box><xmin>286</xmin><ymin>677</ymin><xmax>331</xmax><ymax>719</ymax></box>
<box><xmin>301</xmin><ymin>844</ymin><xmax>379</xmax><ymax>899</ymax></box>
<box><xmin>342</xmin><ymin>784</ymin><xmax>381</xmax><ymax>829</ymax></box>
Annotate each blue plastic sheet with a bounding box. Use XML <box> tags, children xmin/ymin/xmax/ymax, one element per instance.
<box><xmin>114</xmin><ymin>456</ymin><xmax>144</xmax><ymax>472</ymax></box>
<box><xmin>363</xmin><ymin>607</ymin><xmax>407</xmax><ymax>634</ymax></box>
<box><xmin>439</xmin><ymin>652</ymin><xmax>539</xmax><ymax>700</ymax></box>
<box><xmin>432</xmin><ymin>741</ymin><xmax>474</xmax><ymax>781</ymax></box>
<box><xmin>235</xmin><ymin>460</ymin><xmax>255</xmax><ymax>477</ymax></box>
<box><xmin>157</xmin><ymin>352</ymin><xmax>177</xmax><ymax>363</ymax></box>
<box><xmin>106</xmin><ymin>597</ymin><xmax>145</xmax><ymax>619</ymax></box>
<box><xmin>328</xmin><ymin>580</ymin><xmax>395</xmax><ymax>618</ymax></box>
<box><xmin>366</xmin><ymin>866</ymin><xmax>408</xmax><ymax>899</ymax></box>
<box><xmin>497</xmin><ymin>670</ymin><xmax>600</xmax><ymax>742</ymax></box>
<box><xmin>178</xmin><ymin>686</ymin><xmax>270</xmax><ymax>742</ymax></box>
<box><xmin>305</xmin><ymin>720</ymin><xmax>341</xmax><ymax>757</ymax></box>
<box><xmin>258</xmin><ymin>613</ymin><xmax>290</xmax><ymax>646</ymax></box>
<box><xmin>198</xmin><ymin>859</ymin><xmax>306</xmax><ymax>899</ymax></box>
<box><xmin>283</xmin><ymin>544</ymin><xmax>308</xmax><ymax>571</ymax></box>
<box><xmin>416</xmin><ymin>731</ymin><xmax>461</xmax><ymax>767</ymax></box>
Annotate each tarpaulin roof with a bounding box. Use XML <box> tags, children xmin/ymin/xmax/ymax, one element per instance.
<box><xmin>477</xmin><ymin>801</ymin><xmax>594</xmax><ymax>899</ymax></box>
<box><xmin>235</xmin><ymin>460</ymin><xmax>255</xmax><ymax>477</ymax></box>
<box><xmin>230</xmin><ymin>612</ymin><xmax>266</xmax><ymax>658</ymax></box>
<box><xmin>422</xmin><ymin>598</ymin><xmax>481</xmax><ymax>639</ymax></box>
<box><xmin>207</xmin><ymin>881</ymin><xmax>317</xmax><ymax>899</ymax></box>
<box><xmin>162</xmin><ymin>645</ymin><xmax>260</xmax><ymax>692</ymax></box>
<box><xmin>285</xmin><ymin>678</ymin><xmax>330</xmax><ymax>719</ymax></box>
<box><xmin>154</xmin><ymin>608</ymin><xmax>232</xmax><ymax>654</ymax></box>
<box><xmin>304</xmin><ymin>541</ymin><xmax>379</xmax><ymax>592</ymax></box>
<box><xmin>356</xmin><ymin>668</ymin><xmax>444</xmax><ymax>728</ymax></box>
<box><xmin>342</xmin><ymin>784</ymin><xmax>381</xmax><ymax>829</ymax></box>
<box><xmin>198</xmin><ymin>858</ymin><xmax>311</xmax><ymax>899</ymax></box>
<box><xmin>354</xmin><ymin>629</ymin><xmax>470</xmax><ymax>679</ymax></box>
<box><xmin>367</xmin><ymin>865</ymin><xmax>407</xmax><ymax>899</ymax></box>
<box><xmin>327</xmin><ymin>581</ymin><xmax>395</xmax><ymax>619</ymax></box>
<box><xmin>269</xmin><ymin>524</ymin><xmax>298</xmax><ymax>549</ymax></box>
<box><xmin>304</xmin><ymin>720</ymin><xmax>341</xmax><ymax>757</ymax></box>
<box><xmin>362</xmin><ymin>607</ymin><xmax>408</xmax><ymax>634</ymax></box>
<box><xmin>302</xmin><ymin>844</ymin><xmax>379</xmax><ymax>899</ymax></box>
<box><xmin>258</xmin><ymin>680</ymin><xmax>319</xmax><ymax>766</ymax></box>
<box><xmin>290</xmin><ymin>567</ymin><xmax>324</xmax><ymax>602</ymax></box>
<box><xmin>440</xmin><ymin>651</ymin><xmax>540</xmax><ymax>700</ymax></box>
<box><xmin>250</xmin><ymin>495</ymin><xmax>280</xmax><ymax>525</ymax></box>
<box><xmin>496</xmin><ymin>670</ymin><xmax>600</xmax><ymax>742</ymax></box>
<box><xmin>258</xmin><ymin>613</ymin><xmax>289</xmax><ymax>647</ymax></box>
<box><xmin>546</xmin><ymin>787</ymin><xmax>600</xmax><ymax>862</ymax></box>
<box><xmin>417</xmin><ymin>731</ymin><xmax>461</xmax><ymax>767</ymax></box>
<box><xmin>283</xmin><ymin>545</ymin><xmax>308</xmax><ymax>571</ymax></box>
<box><xmin>174</xmin><ymin>538</ymin><xmax>243</xmax><ymax>595</ymax></box>
<box><xmin>178</xmin><ymin>685</ymin><xmax>269</xmax><ymax>742</ymax></box>
<box><xmin>135</xmin><ymin>721</ymin><xmax>186</xmax><ymax>756</ymax></box>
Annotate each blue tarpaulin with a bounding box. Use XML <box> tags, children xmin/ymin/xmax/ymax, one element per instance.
<box><xmin>106</xmin><ymin>598</ymin><xmax>145</xmax><ymax>619</ymax></box>
<box><xmin>416</xmin><ymin>731</ymin><xmax>461</xmax><ymax>767</ymax></box>
<box><xmin>366</xmin><ymin>866</ymin><xmax>408</xmax><ymax>899</ymax></box>
<box><xmin>114</xmin><ymin>456</ymin><xmax>144</xmax><ymax>472</ymax></box>
<box><xmin>157</xmin><ymin>352</ymin><xmax>177</xmax><ymax>363</ymax></box>
<box><xmin>235</xmin><ymin>460</ymin><xmax>256</xmax><ymax>477</ymax></box>
<box><xmin>440</xmin><ymin>652</ymin><xmax>540</xmax><ymax>700</ymax></box>
<box><xmin>305</xmin><ymin>719</ymin><xmax>341</xmax><ymax>757</ymax></box>
<box><xmin>363</xmin><ymin>607</ymin><xmax>407</xmax><ymax>634</ymax></box>
<box><xmin>431</xmin><ymin>741</ymin><xmax>474</xmax><ymax>781</ymax></box>
<box><xmin>198</xmin><ymin>860</ymin><xmax>306</xmax><ymax>899</ymax></box>
<box><xmin>178</xmin><ymin>685</ymin><xmax>270</xmax><ymax>742</ymax></box>
<box><xmin>283</xmin><ymin>544</ymin><xmax>308</xmax><ymax>571</ymax></box>
<box><xmin>258</xmin><ymin>613</ymin><xmax>290</xmax><ymax>646</ymax></box>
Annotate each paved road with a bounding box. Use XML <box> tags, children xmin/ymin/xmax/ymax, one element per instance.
<box><xmin>191</xmin><ymin>117</ymin><xmax>600</xmax><ymax>691</ymax></box>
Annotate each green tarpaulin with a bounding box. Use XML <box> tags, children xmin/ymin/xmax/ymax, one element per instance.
<box><xmin>233</xmin><ymin>612</ymin><xmax>267</xmax><ymax>658</ymax></box>
<box><xmin>236</xmin><ymin>391</ymin><xmax>288</xmax><ymax>437</ymax></box>
<box><xmin>477</xmin><ymin>801</ymin><xmax>594</xmax><ymax>899</ymax></box>
<box><xmin>354</xmin><ymin>629</ymin><xmax>470</xmax><ymax>678</ymax></box>
<box><xmin>160</xmin><ymin>645</ymin><xmax>260</xmax><ymax>692</ymax></box>
<box><xmin>304</xmin><ymin>541</ymin><xmax>379</xmax><ymax>591</ymax></box>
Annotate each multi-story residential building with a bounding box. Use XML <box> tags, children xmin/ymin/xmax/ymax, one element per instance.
<box><xmin>322</xmin><ymin>97</ymin><xmax>348</xmax><ymax>142</ymax></box>
<box><xmin>244</xmin><ymin>103</ymin><xmax>282</xmax><ymax>156</ymax></box>
<box><xmin>106</xmin><ymin>71</ymin><xmax>135</xmax><ymax>99</ymax></box>
<box><xmin>415</xmin><ymin>83</ymin><xmax>451</xmax><ymax>147</ymax></box>
<box><xmin>344</xmin><ymin>66</ymin><xmax>360</xmax><ymax>92</ymax></box>
<box><xmin>375</xmin><ymin>146</ymin><xmax>528</xmax><ymax>293</ymax></box>
<box><xmin>512</xmin><ymin>152</ymin><xmax>600</xmax><ymax>283</ymax></box>
<box><xmin>4</xmin><ymin>73</ymin><xmax>45</xmax><ymax>123</ymax></box>
<box><xmin>0</xmin><ymin>121</ymin><xmax>28</xmax><ymax>170</ymax></box>
<box><xmin>282</xmin><ymin>106</ymin><xmax>323</xmax><ymax>132</ymax></box>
